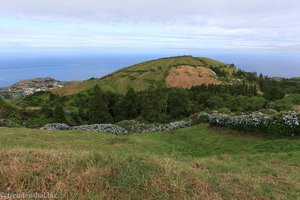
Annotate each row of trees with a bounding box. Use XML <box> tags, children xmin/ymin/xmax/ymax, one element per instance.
<box><xmin>71</xmin><ymin>85</ymin><xmax>190</xmax><ymax>124</ymax></box>
<box><xmin>40</xmin><ymin>82</ymin><xmax>286</xmax><ymax>125</ymax></box>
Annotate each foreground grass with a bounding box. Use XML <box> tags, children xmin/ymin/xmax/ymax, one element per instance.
<box><xmin>0</xmin><ymin>124</ymin><xmax>299</xmax><ymax>199</ymax></box>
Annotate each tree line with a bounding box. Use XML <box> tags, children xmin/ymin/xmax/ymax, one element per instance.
<box><xmin>30</xmin><ymin>82</ymin><xmax>288</xmax><ymax>126</ymax></box>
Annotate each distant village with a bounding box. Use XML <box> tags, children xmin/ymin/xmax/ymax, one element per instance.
<box><xmin>0</xmin><ymin>77</ymin><xmax>64</xmax><ymax>99</ymax></box>
<box><xmin>22</xmin><ymin>82</ymin><xmax>64</xmax><ymax>95</ymax></box>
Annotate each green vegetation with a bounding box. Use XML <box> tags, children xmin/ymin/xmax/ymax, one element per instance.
<box><xmin>0</xmin><ymin>125</ymin><xmax>299</xmax><ymax>199</ymax></box>
<box><xmin>53</xmin><ymin>104</ymin><xmax>67</xmax><ymax>123</ymax></box>
<box><xmin>0</xmin><ymin>98</ymin><xmax>16</xmax><ymax>118</ymax></box>
<box><xmin>88</xmin><ymin>85</ymin><xmax>113</xmax><ymax>123</ymax></box>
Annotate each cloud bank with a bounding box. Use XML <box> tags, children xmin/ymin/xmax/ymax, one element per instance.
<box><xmin>0</xmin><ymin>0</ymin><xmax>299</xmax><ymax>51</ymax></box>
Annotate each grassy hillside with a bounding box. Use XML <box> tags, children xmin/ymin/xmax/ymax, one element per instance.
<box><xmin>52</xmin><ymin>56</ymin><xmax>233</xmax><ymax>95</ymax></box>
<box><xmin>0</xmin><ymin>124</ymin><xmax>299</xmax><ymax>199</ymax></box>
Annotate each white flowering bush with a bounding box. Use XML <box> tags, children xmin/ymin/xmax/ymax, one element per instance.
<box><xmin>72</xmin><ymin>124</ymin><xmax>128</xmax><ymax>135</ymax></box>
<box><xmin>208</xmin><ymin>113</ymin><xmax>230</xmax><ymax>126</ymax></box>
<box><xmin>169</xmin><ymin>120</ymin><xmax>192</xmax><ymax>130</ymax></box>
<box><xmin>204</xmin><ymin>111</ymin><xmax>300</xmax><ymax>136</ymax></box>
<box><xmin>269</xmin><ymin>111</ymin><xmax>300</xmax><ymax>136</ymax></box>
<box><xmin>117</xmin><ymin>119</ymin><xmax>192</xmax><ymax>133</ymax></box>
<box><xmin>227</xmin><ymin>112</ymin><xmax>272</xmax><ymax>132</ymax></box>
<box><xmin>41</xmin><ymin>123</ymin><xmax>128</xmax><ymax>135</ymax></box>
<box><xmin>132</xmin><ymin>120</ymin><xmax>192</xmax><ymax>133</ymax></box>
<box><xmin>282</xmin><ymin>112</ymin><xmax>299</xmax><ymax>128</ymax></box>
<box><xmin>41</xmin><ymin>120</ymin><xmax>192</xmax><ymax>135</ymax></box>
<box><xmin>41</xmin><ymin>123</ymin><xmax>70</xmax><ymax>131</ymax></box>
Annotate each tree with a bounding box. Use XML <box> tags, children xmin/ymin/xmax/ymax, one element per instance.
<box><xmin>264</xmin><ymin>87</ymin><xmax>285</xmax><ymax>101</ymax></box>
<box><xmin>78</xmin><ymin>107</ymin><xmax>88</xmax><ymax>122</ymax></box>
<box><xmin>118</xmin><ymin>88</ymin><xmax>140</xmax><ymax>120</ymax></box>
<box><xmin>227</xmin><ymin>96</ymin><xmax>248</xmax><ymax>112</ymax></box>
<box><xmin>69</xmin><ymin>111</ymin><xmax>81</xmax><ymax>126</ymax></box>
<box><xmin>88</xmin><ymin>85</ymin><xmax>113</xmax><ymax>124</ymax></box>
<box><xmin>106</xmin><ymin>91</ymin><xmax>123</xmax><ymax>121</ymax></box>
<box><xmin>53</xmin><ymin>104</ymin><xmax>67</xmax><ymax>123</ymax></box>
<box><xmin>167</xmin><ymin>89</ymin><xmax>190</xmax><ymax>119</ymax></box>
<box><xmin>41</xmin><ymin>105</ymin><xmax>53</xmax><ymax>118</ymax></box>
<box><xmin>207</xmin><ymin>96</ymin><xmax>225</xmax><ymax>110</ymax></box>
<box><xmin>141</xmin><ymin>85</ymin><xmax>168</xmax><ymax>122</ymax></box>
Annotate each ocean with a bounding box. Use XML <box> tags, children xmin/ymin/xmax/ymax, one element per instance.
<box><xmin>0</xmin><ymin>51</ymin><xmax>299</xmax><ymax>87</ymax></box>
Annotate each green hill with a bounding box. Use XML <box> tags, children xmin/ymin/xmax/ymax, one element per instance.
<box><xmin>52</xmin><ymin>56</ymin><xmax>236</xmax><ymax>95</ymax></box>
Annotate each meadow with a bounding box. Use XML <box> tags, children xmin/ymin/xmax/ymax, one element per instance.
<box><xmin>0</xmin><ymin>124</ymin><xmax>299</xmax><ymax>199</ymax></box>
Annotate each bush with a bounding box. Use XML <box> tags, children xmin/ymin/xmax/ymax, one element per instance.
<box><xmin>226</xmin><ymin>112</ymin><xmax>272</xmax><ymax>132</ymax></box>
<box><xmin>116</xmin><ymin>119</ymin><xmax>192</xmax><ymax>133</ymax></box>
<box><xmin>284</xmin><ymin>94</ymin><xmax>300</xmax><ymax>105</ymax></box>
<box><xmin>196</xmin><ymin>112</ymin><xmax>210</xmax><ymax>123</ymax></box>
<box><xmin>267</xmin><ymin>99</ymin><xmax>293</xmax><ymax>111</ymax></box>
<box><xmin>206</xmin><ymin>111</ymin><xmax>300</xmax><ymax>137</ymax></box>
<box><xmin>207</xmin><ymin>96</ymin><xmax>225</xmax><ymax>110</ymax></box>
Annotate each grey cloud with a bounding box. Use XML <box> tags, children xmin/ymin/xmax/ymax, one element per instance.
<box><xmin>1</xmin><ymin>0</ymin><xmax>299</xmax><ymax>26</ymax></box>
<box><xmin>0</xmin><ymin>0</ymin><xmax>299</xmax><ymax>51</ymax></box>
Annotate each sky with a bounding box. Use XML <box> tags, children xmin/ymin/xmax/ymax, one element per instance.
<box><xmin>0</xmin><ymin>0</ymin><xmax>299</xmax><ymax>86</ymax></box>
<box><xmin>0</xmin><ymin>0</ymin><xmax>299</xmax><ymax>52</ymax></box>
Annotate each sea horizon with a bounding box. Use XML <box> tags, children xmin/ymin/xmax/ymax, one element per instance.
<box><xmin>1</xmin><ymin>50</ymin><xmax>300</xmax><ymax>87</ymax></box>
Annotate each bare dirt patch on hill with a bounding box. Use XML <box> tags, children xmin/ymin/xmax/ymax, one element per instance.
<box><xmin>166</xmin><ymin>65</ymin><xmax>221</xmax><ymax>89</ymax></box>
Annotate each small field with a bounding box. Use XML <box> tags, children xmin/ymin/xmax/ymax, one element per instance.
<box><xmin>0</xmin><ymin>124</ymin><xmax>299</xmax><ymax>199</ymax></box>
<box><xmin>166</xmin><ymin>65</ymin><xmax>220</xmax><ymax>88</ymax></box>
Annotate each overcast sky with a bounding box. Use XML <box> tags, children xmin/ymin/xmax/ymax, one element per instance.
<box><xmin>0</xmin><ymin>0</ymin><xmax>299</xmax><ymax>52</ymax></box>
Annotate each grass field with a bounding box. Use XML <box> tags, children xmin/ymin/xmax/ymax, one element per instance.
<box><xmin>0</xmin><ymin>124</ymin><xmax>299</xmax><ymax>199</ymax></box>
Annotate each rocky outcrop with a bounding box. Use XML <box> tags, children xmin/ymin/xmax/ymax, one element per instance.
<box><xmin>71</xmin><ymin>124</ymin><xmax>128</xmax><ymax>135</ymax></box>
<box><xmin>41</xmin><ymin>123</ymin><xmax>70</xmax><ymax>131</ymax></box>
